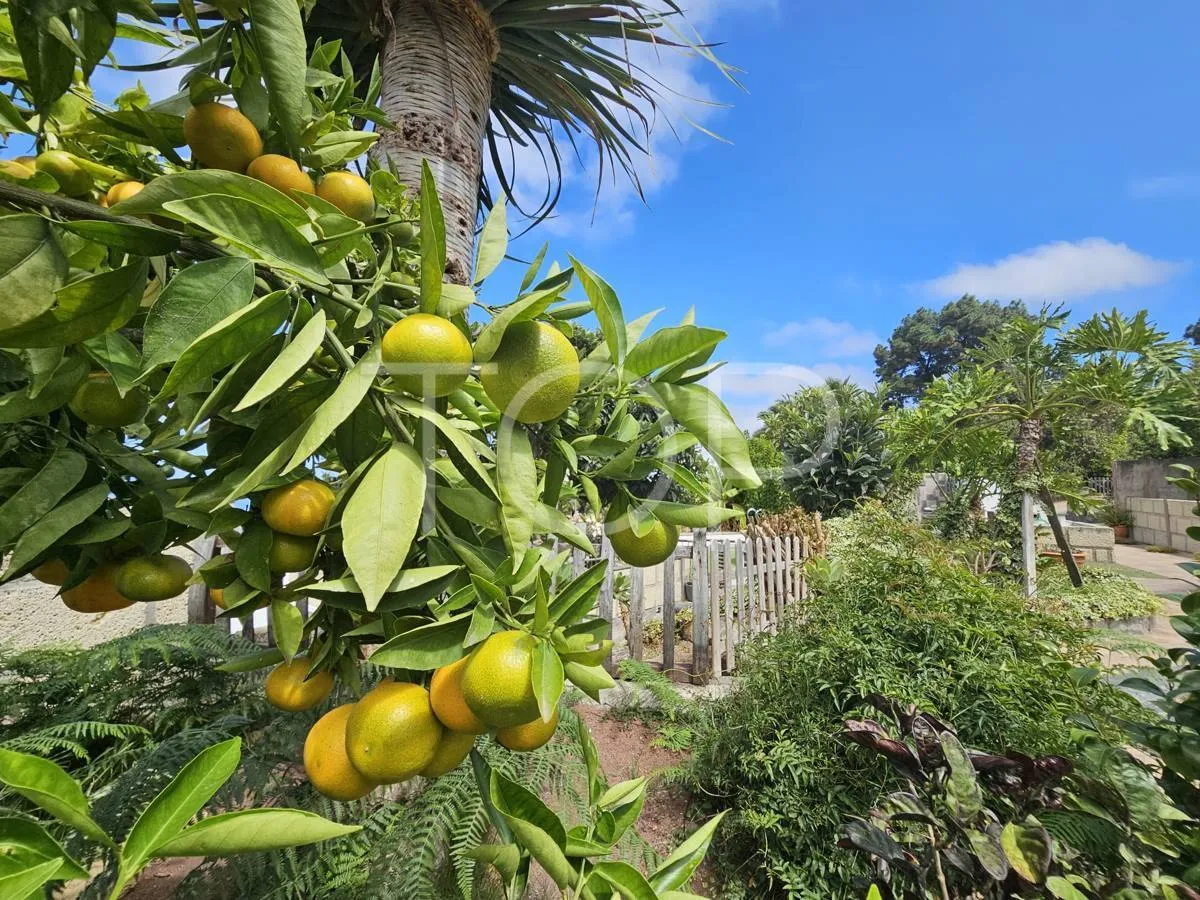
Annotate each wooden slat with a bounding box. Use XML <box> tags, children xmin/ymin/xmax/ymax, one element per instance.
<box><xmin>663</xmin><ymin>555</ymin><xmax>676</xmax><ymax>672</ymax></box>
<box><xmin>773</xmin><ymin>537</ymin><xmax>785</xmax><ymax>623</ymax></box>
<box><xmin>724</xmin><ymin>543</ymin><xmax>737</xmax><ymax>671</ymax></box>
<box><xmin>186</xmin><ymin>535</ymin><xmax>217</xmax><ymax>625</ymax></box>
<box><xmin>709</xmin><ymin>540</ymin><xmax>722</xmax><ymax>677</ymax></box>
<box><xmin>782</xmin><ymin>536</ymin><xmax>793</xmax><ymax>609</ymax></box>
<box><xmin>800</xmin><ymin>535</ymin><xmax>810</xmax><ymax>599</ymax></box>
<box><xmin>739</xmin><ymin>540</ymin><xmax>755</xmax><ymax>636</ymax></box>
<box><xmin>629</xmin><ymin>566</ymin><xmax>645</xmax><ymax>662</ymax></box>
<box><xmin>755</xmin><ymin>537</ymin><xmax>770</xmax><ymax>632</ymax></box>
<box><xmin>693</xmin><ymin>529</ymin><xmax>710</xmax><ymax>678</ymax></box>
<box><xmin>598</xmin><ymin>535</ymin><xmax>616</xmax><ymax>674</ymax></box>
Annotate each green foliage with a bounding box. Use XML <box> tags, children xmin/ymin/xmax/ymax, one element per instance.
<box><xmin>755</xmin><ymin>379</ymin><xmax>892</xmax><ymax>517</ymax></box>
<box><xmin>1036</xmin><ymin>566</ymin><xmax>1161</xmax><ymax>626</ymax></box>
<box><xmin>680</xmin><ymin>504</ymin><xmax>1135</xmax><ymax>899</ymax></box>
<box><xmin>742</xmin><ymin>435</ymin><xmax>792</xmax><ymax>514</ymax></box>
<box><xmin>873</xmin><ymin>295</ymin><xmax>1031</xmax><ymax>406</ymax></box>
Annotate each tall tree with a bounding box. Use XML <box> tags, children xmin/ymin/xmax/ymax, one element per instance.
<box><xmin>1186</xmin><ymin>317</ymin><xmax>1200</xmax><ymax>345</ymax></box>
<box><xmin>874</xmin><ymin>295</ymin><xmax>1030</xmax><ymax>405</ymax></box>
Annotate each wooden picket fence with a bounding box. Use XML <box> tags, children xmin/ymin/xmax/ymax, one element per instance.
<box><xmin>192</xmin><ymin>528</ymin><xmax>815</xmax><ymax>682</ymax></box>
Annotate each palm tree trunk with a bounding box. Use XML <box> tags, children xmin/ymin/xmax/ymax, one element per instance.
<box><xmin>1016</xmin><ymin>417</ymin><xmax>1083</xmax><ymax>590</ymax></box>
<box><xmin>1017</xmin><ymin>417</ymin><xmax>1043</xmax><ymax>598</ymax></box>
<box><xmin>372</xmin><ymin>0</ymin><xmax>496</xmax><ymax>283</ymax></box>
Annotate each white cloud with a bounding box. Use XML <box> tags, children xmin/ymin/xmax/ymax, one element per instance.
<box><xmin>924</xmin><ymin>238</ymin><xmax>1187</xmax><ymax>300</ymax></box>
<box><xmin>762</xmin><ymin>318</ymin><xmax>881</xmax><ymax>357</ymax></box>
<box><xmin>1129</xmin><ymin>174</ymin><xmax>1200</xmax><ymax>200</ymax></box>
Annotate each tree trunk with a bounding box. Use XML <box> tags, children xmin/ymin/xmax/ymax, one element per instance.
<box><xmin>1040</xmin><ymin>485</ymin><xmax>1084</xmax><ymax>588</ymax></box>
<box><xmin>1016</xmin><ymin>417</ymin><xmax>1042</xmax><ymax>477</ymax></box>
<box><xmin>372</xmin><ymin>0</ymin><xmax>496</xmax><ymax>283</ymax></box>
<box><xmin>1017</xmin><ymin>417</ymin><xmax>1043</xmax><ymax>598</ymax></box>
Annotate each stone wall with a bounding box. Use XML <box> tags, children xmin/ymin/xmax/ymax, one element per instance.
<box><xmin>1127</xmin><ymin>496</ymin><xmax>1200</xmax><ymax>552</ymax></box>
<box><xmin>1112</xmin><ymin>458</ymin><xmax>1200</xmax><ymax>508</ymax></box>
<box><xmin>1035</xmin><ymin>522</ymin><xmax>1115</xmax><ymax>562</ymax></box>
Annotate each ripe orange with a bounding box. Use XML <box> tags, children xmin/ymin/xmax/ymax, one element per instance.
<box><xmin>304</xmin><ymin>704</ymin><xmax>377</xmax><ymax>801</ymax></box>
<box><xmin>68</xmin><ymin>373</ymin><xmax>148</xmax><ymax>428</ymax></box>
<box><xmin>261</xmin><ymin>479</ymin><xmax>335</xmax><ymax>536</ymax></box>
<box><xmin>35</xmin><ymin>151</ymin><xmax>92</xmax><ymax>196</ymax></box>
<box><xmin>265</xmin><ymin>658</ymin><xmax>334</xmax><ymax>712</ymax></box>
<box><xmin>268</xmin><ymin>532</ymin><xmax>318</xmax><ymax>574</ymax></box>
<box><xmin>114</xmin><ymin>554</ymin><xmax>192</xmax><ymax>603</ymax></box>
<box><xmin>344</xmin><ymin>681</ymin><xmax>442</xmax><ymax>783</ymax></box>
<box><xmin>105</xmin><ymin>181</ymin><xmax>144</xmax><ymax>206</ymax></box>
<box><xmin>429</xmin><ymin>655</ymin><xmax>487</xmax><ymax>735</ymax></box>
<box><xmin>31</xmin><ymin>559</ymin><xmax>70</xmax><ymax>586</ymax></box>
<box><xmin>607</xmin><ymin>515</ymin><xmax>679</xmax><ymax>568</ymax></box>
<box><xmin>479</xmin><ymin>321</ymin><xmax>580</xmax><ymax>424</ymax></box>
<box><xmin>497</xmin><ymin>707</ymin><xmax>559</xmax><ymax>752</ymax></box>
<box><xmin>316</xmin><ymin>171</ymin><xmax>374</xmax><ymax>222</ymax></box>
<box><xmin>381</xmin><ymin>314</ymin><xmax>473</xmax><ymax>398</ymax></box>
<box><xmin>61</xmin><ymin>562</ymin><xmax>133</xmax><ymax>613</ymax></box>
<box><xmin>246</xmin><ymin>154</ymin><xmax>314</xmax><ymax>198</ymax></box>
<box><xmin>420</xmin><ymin>730</ymin><xmax>475</xmax><ymax>778</ymax></box>
<box><xmin>183</xmin><ymin>102</ymin><xmax>263</xmax><ymax>172</ymax></box>
<box><xmin>460</xmin><ymin>631</ymin><xmax>541</xmax><ymax>729</ymax></box>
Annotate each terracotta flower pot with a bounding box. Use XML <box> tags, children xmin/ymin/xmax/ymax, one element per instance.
<box><xmin>1112</xmin><ymin>524</ymin><xmax>1130</xmax><ymax>542</ymax></box>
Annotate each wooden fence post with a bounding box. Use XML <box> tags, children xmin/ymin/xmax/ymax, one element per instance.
<box><xmin>709</xmin><ymin>540</ymin><xmax>722</xmax><ymax>677</ymax></box>
<box><xmin>598</xmin><ymin>535</ymin><xmax>616</xmax><ymax>674</ymax></box>
<box><xmin>693</xmin><ymin>529</ymin><xmax>710</xmax><ymax>679</ymax></box>
<box><xmin>629</xmin><ymin>566</ymin><xmax>645</xmax><ymax>662</ymax></box>
<box><xmin>800</xmin><ymin>535</ymin><xmax>810</xmax><ymax>599</ymax></box>
<box><xmin>663</xmin><ymin>554</ymin><xmax>676</xmax><ymax>672</ymax></box>
<box><xmin>186</xmin><ymin>535</ymin><xmax>217</xmax><ymax>625</ymax></box>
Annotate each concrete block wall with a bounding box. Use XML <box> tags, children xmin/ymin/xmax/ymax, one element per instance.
<box><xmin>1035</xmin><ymin>523</ymin><xmax>1115</xmax><ymax>562</ymax></box>
<box><xmin>1126</xmin><ymin>496</ymin><xmax>1200</xmax><ymax>552</ymax></box>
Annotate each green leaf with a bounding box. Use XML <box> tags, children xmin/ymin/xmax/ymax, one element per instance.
<box><xmin>121</xmin><ymin>738</ymin><xmax>241</xmax><ymax>872</ymax></box>
<box><xmin>942</xmin><ymin>732</ymin><xmax>983</xmax><ymax>821</ymax></box>
<box><xmin>162</xmin><ymin>195</ymin><xmax>329</xmax><ymax>285</ymax></box>
<box><xmin>215</xmin><ymin>647</ymin><xmax>284</xmax><ymax>673</ymax></box>
<box><xmin>597</xmin><ymin>777</ymin><xmax>648</xmax><ymax>812</ymax></box>
<box><xmin>465</xmin><ymin>599</ymin><xmax>497</xmax><ymax>647</ymax></box>
<box><xmin>438</xmin><ymin>282</ymin><xmax>476</xmax><ymax>317</ymax></box>
<box><xmin>234</xmin><ymin>519</ymin><xmax>273</xmax><ymax>592</ymax></box>
<box><xmin>1046</xmin><ymin>875</ymin><xmax>1090</xmax><ymax>899</ymax></box>
<box><xmin>650</xmin><ymin>811</ymin><xmax>726</xmax><ymax>893</ymax></box>
<box><xmin>472</xmin><ymin>284</ymin><xmax>566</xmax><ymax>363</ymax></box>
<box><xmin>531</xmin><ymin>640</ymin><xmax>564</xmax><ymax>723</ymax></box>
<box><xmin>143</xmin><ymin>258</ymin><xmax>256</xmax><ymax>370</ymax></box>
<box><xmin>157</xmin><ymin>290</ymin><xmax>289</xmax><ymax>400</ymax></box>
<box><xmin>0</xmin><ymin>747</ymin><xmax>110</xmax><ymax>846</ymax></box>
<box><xmin>475</xmin><ymin>197</ymin><xmax>507</xmax><ymax>284</ymax></box>
<box><xmin>60</xmin><ymin>219</ymin><xmax>180</xmax><ymax>255</ymax></box>
<box><xmin>370</xmin><ymin>612</ymin><xmax>472</xmax><ymax>669</ymax></box>
<box><xmin>2</xmin><ymin>484</ymin><xmax>109</xmax><ymax>581</ymax></box>
<box><xmin>153</xmin><ymin>808</ymin><xmax>360</xmax><ymax>856</ymax></box>
<box><xmin>419</xmin><ymin>161</ymin><xmax>445</xmax><ymax>314</ymax></box>
<box><xmin>1001</xmin><ymin>821</ymin><xmax>1051</xmax><ymax>884</ymax></box>
<box><xmin>394</xmin><ymin>397</ymin><xmax>497</xmax><ymax>498</ymax></box>
<box><xmin>248</xmin><ymin>0</ymin><xmax>306</xmax><ymax>159</ymax></box>
<box><xmin>0</xmin><ymin>816</ymin><xmax>89</xmax><ymax>881</ymax></box>
<box><xmin>625</xmin><ymin>326</ymin><xmax>725</xmax><ymax>379</ymax></box>
<box><xmin>966</xmin><ymin>827</ymin><xmax>1008</xmax><ymax>880</ymax></box>
<box><xmin>304</xmin><ymin>131</ymin><xmax>378</xmax><ymax>167</ymax></box>
<box><xmin>0</xmin><ymin>356</ymin><xmax>86</xmax><ymax>424</ymax></box>
<box><xmin>563</xmin><ymin>660</ymin><xmax>615</xmax><ymax>701</ymax></box>
<box><xmin>0</xmin><ymin>852</ymin><xmax>66</xmax><ymax>899</ymax></box>
<box><xmin>640</xmin><ymin>501</ymin><xmax>739</xmax><ymax>529</ymax></box>
<box><xmin>590</xmin><ymin>861</ymin><xmax>657</xmax><ymax>900</ymax></box>
<box><xmin>489</xmin><ymin>772</ymin><xmax>572</xmax><ymax>888</ymax></box>
<box><xmin>270</xmin><ymin>599</ymin><xmax>304</xmax><ymax>661</ymax></box>
<box><xmin>651</xmin><ymin>383</ymin><xmax>761</xmax><ymax>490</ymax></box>
<box><xmin>570</xmin><ymin>255</ymin><xmax>626</xmax><ymax>365</ymax></box>
<box><xmin>0</xmin><ymin>92</ymin><xmax>33</xmax><ymax>134</ymax></box>
<box><xmin>464</xmin><ymin>842</ymin><xmax>521</xmax><ymax>882</ymax></box>
<box><xmin>547</xmin><ymin>560</ymin><xmax>608</xmax><ymax>626</ymax></box>
<box><xmin>344</xmin><ymin>443</ymin><xmax>426</xmax><ymax>611</ymax></box>
<box><xmin>497</xmin><ymin>423</ymin><xmax>537</xmax><ymax>566</ymax></box>
<box><xmin>0</xmin><ymin>259</ymin><xmax>149</xmax><ymax>348</ymax></box>
<box><xmin>0</xmin><ymin>448</ymin><xmax>85</xmax><ymax>548</ymax></box>
<box><xmin>9</xmin><ymin>3</ymin><xmax>73</xmax><ymax>116</ymax></box>
<box><xmin>111</xmin><ymin>170</ymin><xmax>310</xmax><ymax>227</ymax></box>
<box><xmin>84</xmin><ymin>331</ymin><xmax>142</xmax><ymax>396</ymax></box>
<box><xmin>0</xmin><ymin>214</ymin><xmax>68</xmax><ymax>331</ymax></box>
<box><xmin>284</xmin><ymin>343</ymin><xmax>381</xmax><ymax>472</ymax></box>
<box><xmin>234</xmin><ymin>310</ymin><xmax>326</xmax><ymax>410</ymax></box>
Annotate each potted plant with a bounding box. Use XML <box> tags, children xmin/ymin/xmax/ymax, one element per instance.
<box><xmin>1099</xmin><ymin>503</ymin><xmax>1134</xmax><ymax>542</ymax></box>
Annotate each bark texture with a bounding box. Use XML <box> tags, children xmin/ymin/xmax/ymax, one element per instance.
<box><xmin>373</xmin><ymin>0</ymin><xmax>496</xmax><ymax>284</ymax></box>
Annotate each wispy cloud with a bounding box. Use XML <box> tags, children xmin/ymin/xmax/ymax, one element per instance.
<box><xmin>1129</xmin><ymin>174</ymin><xmax>1200</xmax><ymax>200</ymax></box>
<box><xmin>708</xmin><ymin>361</ymin><xmax>876</xmax><ymax>431</ymax></box>
<box><xmin>762</xmin><ymin>318</ymin><xmax>881</xmax><ymax>357</ymax></box>
<box><xmin>924</xmin><ymin>238</ymin><xmax>1187</xmax><ymax>300</ymax></box>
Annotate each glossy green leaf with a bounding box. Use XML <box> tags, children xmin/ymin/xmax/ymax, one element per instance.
<box><xmin>0</xmin><ymin>852</ymin><xmax>66</xmax><ymax>899</ymax></box>
<box><xmin>0</xmin><ymin>260</ymin><xmax>148</xmax><ymax>349</ymax></box>
<box><xmin>111</xmin><ymin>170</ymin><xmax>310</xmax><ymax>227</ymax></box>
<box><xmin>344</xmin><ymin>443</ymin><xmax>426</xmax><ymax>611</ymax></box>
<box><xmin>157</xmin><ymin>290</ymin><xmax>289</xmax><ymax>400</ymax></box>
<box><xmin>215</xmin><ymin>647</ymin><xmax>285</xmax><ymax>673</ymax></box>
<box><xmin>942</xmin><ymin>732</ymin><xmax>983</xmax><ymax>821</ymax></box>
<box><xmin>625</xmin><ymin>325</ymin><xmax>725</xmax><ymax>379</ymax></box>
<box><xmin>649</xmin><ymin>810</ymin><xmax>726</xmax><ymax>893</ymax></box>
<box><xmin>0</xmin><ymin>447</ymin><xmax>85</xmax><ymax>547</ymax></box>
<box><xmin>466</xmin><ymin>599</ymin><xmax>497</xmax><ymax>647</ymax></box>
<box><xmin>0</xmin><ymin>214</ymin><xmax>67</xmax><ymax>331</ymax></box>
<box><xmin>1001</xmin><ymin>821</ymin><xmax>1051</xmax><ymax>884</ymax></box>
<box><xmin>531</xmin><ymin>640</ymin><xmax>564</xmax><ymax>723</ymax></box>
<box><xmin>472</xmin><ymin>284</ymin><xmax>565</xmax><ymax>363</ymax></box>
<box><xmin>1046</xmin><ymin>875</ymin><xmax>1090</xmax><ymax>899</ymax></box>
<box><xmin>475</xmin><ymin>197</ymin><xmax>507</xmax><ymax>283</ymax></box>
<box><xmin>394</xmin><ymin>397</ymin><xmax>497</xmax><ymax>498</ymax></box>
<box><xmin>438</xmin><ymin>282</ymin><xmax>476</xmax><ymax>317</ymax></box>
<box><xmin>419</xmin><ymin>161</ymin><xmax>445</xmax><ymax>314</ymax></box>
<box><xmin>285</xmin><ymin>343</ymin><xmax>381</xmax><ymax>472</ymax></box>
<box><xmin>651</xmin><ymin>382</ymin><xmax>761</xmax><ymax>490</ymax></box>
<box><xmin>2</xmin><ymin>484</ymin><xmax>109</xmax><ymax>580</ymax></box>
<box><xmin>143</xmin><ymin>258</ymin><xmax>255</xmax><ymax>370</ymax></box>
<box><xmin>464</xmin><ymin>842</ymin><xmax>521</xmax><ymax>882</ymax></box>
<box><xmin>497</xmin><ymin>423</ymin><xmax>536</xmax><ymax>566</ymax></box>
<box><xmin>640</xmin><ymin>501</ymin><xmax>739</xmax><ymax>528</ymax></box>
<box><xmin>0</xmin><ymin>747</ymin><xmax>110</xmax><ymax>845</ymax></box>
<box><xmin>60</xmin><ymin>219</ymin><xmax>180</xmax><ymax>255</ymax></box>
<box><xmin>0</xmin><ymin>816</ymin><xmax>89</xmax><ymax>881</ymax></box>
<box><xmin>489</xmin><ymin>771</ymin><xmax>572</xmax><ymax>888</ymax></box>
<box><xmin>370</xmin><ymin>612</ymin><xmax>472</xmax><ymax>670</ymax></box>
<box><xmin>122</xmin><ymin>738</ymin><xmax>241</xmax><ymax>871</ymax></box>
<box><xmin>563</xmin><ymin>660</ymin><xmax>615</xmax><ymax>701</ymax></box>
<box><xmin>234</xmin><ymin>310</ymin><xmax>326</xmax><ymax>410</ymax></box>
<box><xmin>84</xmin><ymin>331</ymin><xmax>142</xmax><ymax>396</ymax></box>
<box><xmin>234</xmin><ymin>519</ymin><xmax>273</xmax><ymax>592</ymax></box>
<box><xmin>154</xmin><ymin>807</ymin><xmax>360</xmax><ymax>856</ymax></box>
<box><xmin>570</xmin><ymin>255</ymin><xmax>626</xmax><ymax>365</ymax></box>
<box><xmin>590</xmin><ymin>861</ymin><xmax>657</xmax><ymax>900</ymax></box>
<box><xmin>248</xmin><ymin>0</ymin><xmax>306</xmax><ymax>159</ymax></box>
<box><xmin>0</xmin><ymin>356</ymin><xmax>87</xmax><ymax>425</ymax></box>
<box><xmin>162</xmin><ymin>195</ymin><xmax>328</xmax><ymax>284</ymax></box>
<box><xmin>269</xmin><ymin>599</ymin><xmax>304</xmax><ymax>661</ymax></box>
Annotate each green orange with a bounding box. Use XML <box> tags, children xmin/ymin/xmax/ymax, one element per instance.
<box><xmin>381</xmin><ymin>314</ymin><xmax>473</xmax><ymax>398</ymax></box>
<box><xmin>261</xmin><ymin>479</ymin><xmax>335</xmax><ymax>536</ymax></box>
<box><xmin>420</xmin><ymin>730</ymin><xmax>475</xmax><ymax>778</ymax></box>
<box><xmin>35</xmin><ymin>151</ymin><xmax>92</xmax><ymax>196</ymax></box>
<box><xmin>184</xmin><ymin>102</ymin><xmax>263</xmax><ymax>172</ymax></box>
<box><xmin>460</xmin><ymin>631</ymin><xmax>541</xmax><ymax>729</ymax></box>
<box><xmin>247</xmin><ymin>154</ymin><xmax>314</xmax><ymax>198</ymax></box>
<box><xmin>265</xmin><ymin>658</ymin><xmax>334</xmax><ymax>712</ymax></box>
<box><xmin>344</xmin><ymin>681</ymin><xmax>442</xmax><ymax>783</ymax></box>
<box><xmin>479</xmin><ymin>321</ymin><xmax>580</xmax><ymax>423</ymax></box>
<box><xmin>429</xmin><ymin>655</ymin><xmax>487</xmax><ymax>735</ymax></box>
<box><xmin>61</xmin><ymin>563</ymin><xmax>133</xmax><ymax>613</ymax></box>
<box><xmin>268</xmin><ymin>532</ymin><xmax>318</xmax><ymax>574</ymax></box>
<box><xmin>607</xmin><ymin>514</ymin><xmax>679</xmax><ymax>568</ymax></box>
<box><xmin>497</xmin><ymin>708</ymin><xmax>559</xmax><ymax>752</ymax></box>
<box><xmin>69</xmin><ymin>373</ymin><xmax>148</xmax><ymax>428</ymax></box>
<box><xmin>113</xmin><ymin>554</ymin><xmax>192</xmax><ymax>602</ymax></box>
<box><xmin>304</xmin><ymin>705</ymin><xmax>378</xmax><ymax>800</ymax></box>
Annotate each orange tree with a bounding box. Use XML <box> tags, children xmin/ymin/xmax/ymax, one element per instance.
<box><xmin>0</xmin><ymin>1</ymin><xmax>757</xmax><ymax>896</ymax></box>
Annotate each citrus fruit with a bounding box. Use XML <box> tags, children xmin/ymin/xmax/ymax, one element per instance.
<box><xmin>607</xmin><ymin>514</ymin><xmax>679</xmax><ymax>568</ymax></box>
<box><xmin>384</xmin><ymin>271</ymin><xmax>419</xmax><ymax>301</ymax></box>
<box><xmin>183</xmin><ymin>102</ymin><xmax>263</xmax><ymax>172</ymax></box>
<box><xmin>304</xmin><ymin>704</ymin><xmax>377</xmax><ymax>801</ymax></box>
<box><xmin>265</xmin><ymin>658</ymin><xmax>334</xmax><ymax>712</ymax></box>
<box><xmin>388</xmin><ymin>221</ymin><xmax>415</xmax><ymax>244</ymax></box>
<box><xmin>31</xmin><ymin>559</ymin><xmax>70</xmax><ymax>585</ymax></box>
<box><xmin>381</xmin><ymin>313</ymin><xmax>473</xmax><ymax>398</ymax></box>
<box><xmin>430</xmin><ymin>655</ymin><xmax>487</xmax><ymax>734</ymax></box>
<box><xmin>420</xmin><ymin>730</ymin><xmax>475</xmax><ymax>778</ymax></box>
<box><xmin>69</xmin><ymin>373</ymin><xmax>148</xmax><ymax>428</ymax></box>
<box><xmin>0</xmin><ymin>160</ymin><xmax>35</xmax><ymax>180</ymax></box>
<box><xmin>480</xmin><ymin>321</ymin><xmax>580</xmax><ymax>424</ymax></box>
<box><xmin>497</xmin><ymin>707</ymin><xmax>559</xmax><ymax>752</ymax></box>
<box><xmin>316</xmin><ymin>171</ymin><xmax>374</xmax><ymax>222</ymax></box>
<box><xmin>114</xmin><ymin>553</ymin><xmax>192</xmax><ymax>602</ymax></box>
<box><xmin>268</xmin><ymin>532</ymin><xmax>318</xmax><ymax>574</ymax></box>
<box><xmin>261</xmin><ymin>479</ymin><xmax>335</xmax><ymax>536</ymax></box>
<box><xmin>105</xmin><ymin>181</ymin><xmax>144</xmax><ymax>206</ymax></box>
<box><xmin>210</xmin><ymin>587</ymin><xmax>227</xmax><ymax>610</ymax></box>
<box><xmin>14</xmin><ymin>155</ymin><xmax>36</xmax><ymax>168</ymax></box>
<box><xmin>246</xmin><ymin>154</ymin><xmax>314</xmax><ymax>198</ymax></box>
<box><xmin>34</xmin><ymin>151</ymin><xmax>92</xmax><ymax>196</ymax></box>
<box><xmin>344</xmin><ymin>680</ymin><xmax>442</xmax><ymax>783</ymax></box>
<box><xmin>61</xmin><ymin>563</ymin><xmax>133</xmax><ymax>613</ymax></box>
<box><xmin>460</xmin><ymin>631</ymin><xmax>541</xmax><ymax>728</ymax></box>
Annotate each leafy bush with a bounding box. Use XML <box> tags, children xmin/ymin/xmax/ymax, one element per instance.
<box><xmin>680</xmin><ymin>504</ymin><xmax>1134</xmax><ymax>899</ymax></box>
<box><xmin>1036</xmin><ymin>566</ymin><xmax>1161</xmax><ymax>626</ymax></box>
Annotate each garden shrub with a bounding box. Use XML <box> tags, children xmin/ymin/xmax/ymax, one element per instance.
<box><xmin>1037</xmin><ymin>566</ymin><xmax>1162</xmax><ymax>626</ymax></box>
<box><xmin>681</xmin><ymin>503</ymin><xmax>1135</xmax><ymax>899</ymax></box>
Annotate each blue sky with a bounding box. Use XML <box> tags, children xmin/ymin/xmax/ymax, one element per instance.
<box><xmin>18</xmin><ymin>1</ymin><xmax>1198</xmax><ymax>430</ymax></box>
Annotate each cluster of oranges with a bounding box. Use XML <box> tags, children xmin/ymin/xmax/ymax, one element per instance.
<box><xmin>296</xmin><ymin>630</ymin><xmax>558</xmax><ymax>801</ymax></box>
<box><xmin>33</xmin><ymin>552</ymin><xmax>192</xmax><ymax>613</ymax></box>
